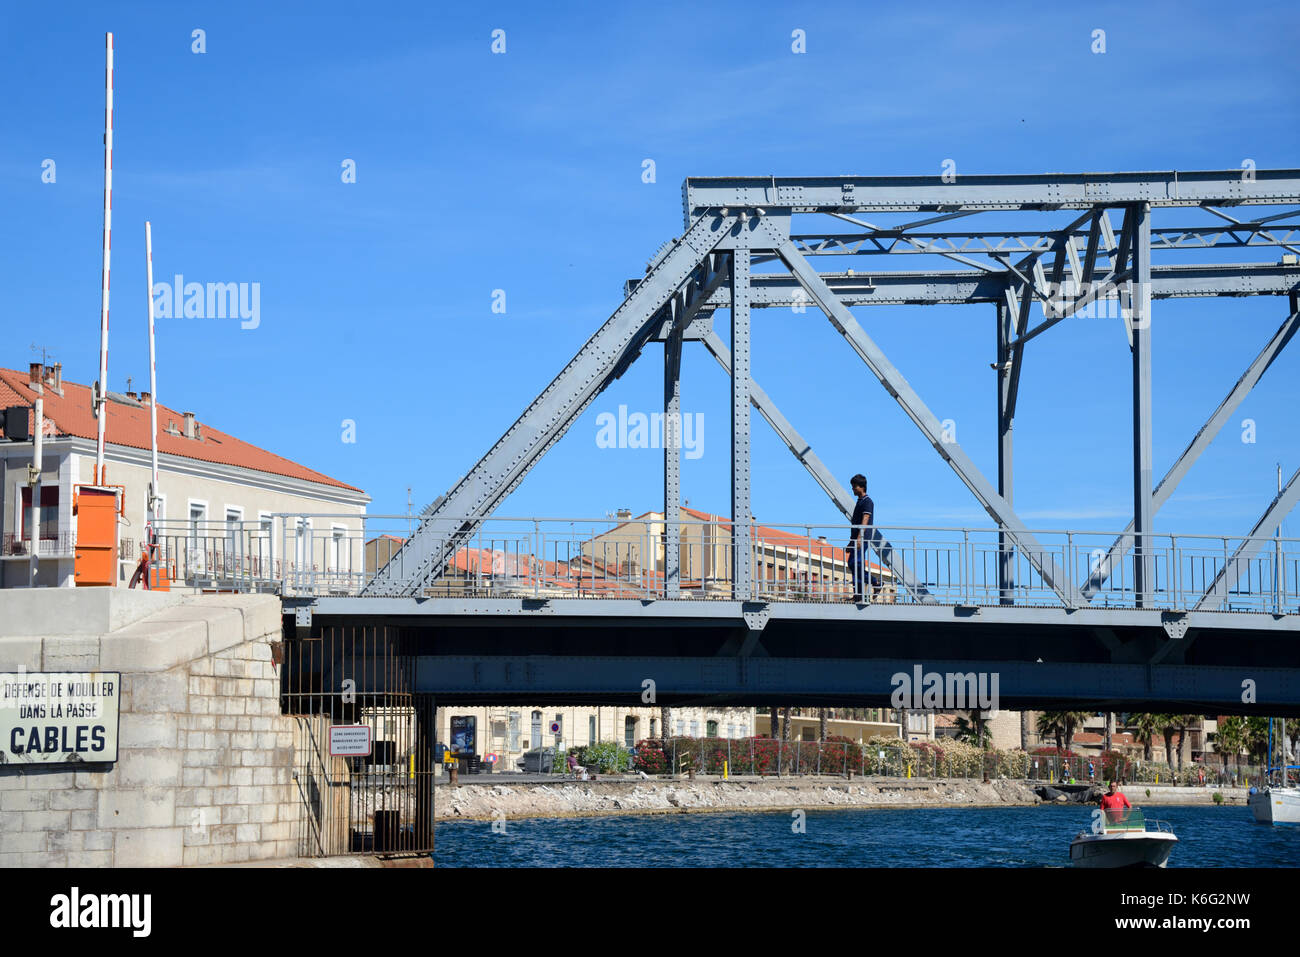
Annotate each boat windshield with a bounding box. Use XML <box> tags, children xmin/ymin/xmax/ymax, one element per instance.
<box><xmin>1103</xmin><ymin>807</ymin><xmax>1146</xmax><ymax>831</ymax></box>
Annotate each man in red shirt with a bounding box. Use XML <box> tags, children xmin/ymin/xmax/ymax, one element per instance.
<box><xmin>1099</xmin><ymin>780</ymin><xmax>1132</xmax><ymax>825</ymax></box>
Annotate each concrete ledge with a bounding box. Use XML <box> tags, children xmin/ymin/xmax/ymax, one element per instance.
<box><xmin>100</xmin><ymin>619</ymin><xmax>208</xmax><ymax>673</ymax></box>
<box><xmin>0</xmin><ymin>588</ymin><xmax>185</xmax><ymax>636</ymax></box>
<box><xmin>184</xmin><ymin>595</ymin><xmax>282</xmax><ymax>642</ymax></box>
<box><xmin>135</xmin><ymin>604</ymin><xmax>248</xmax><ymax>659</ymax></box>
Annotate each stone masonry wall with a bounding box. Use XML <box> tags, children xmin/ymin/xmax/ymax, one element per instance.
<box><xmin>0</xmin><ymin>591</ymin><xmax>298</xmax><ymax>866</ymax></box>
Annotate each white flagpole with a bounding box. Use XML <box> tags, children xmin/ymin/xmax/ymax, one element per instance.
<box><xmin>146</xmin><ymin>221</ymin><xmax>159</xmax><ymax>528</ymax></box>
<box><xmin>95</xmin><ymin>32</ymin><xmax>114</xmax><ymax>484</ymax></box>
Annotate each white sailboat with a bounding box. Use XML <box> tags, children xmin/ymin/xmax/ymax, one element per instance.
<box><xmin>1247</xmin><ymin>717</ymin><xmax>1300</xmax><ymax>825</ymax></box>
<box><xmin>1247</xmin><ymin>468</ymin><xmax>1299</xmax><ymax>825</ymax></box>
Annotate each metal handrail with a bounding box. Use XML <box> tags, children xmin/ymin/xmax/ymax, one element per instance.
<box><xmin>146</xmin><ymin>515</ymin><xmax>1300</xmax><ymax>613</ymax></box>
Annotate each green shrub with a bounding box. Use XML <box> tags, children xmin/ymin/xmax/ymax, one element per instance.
<box><xmin>1213</xmin><ymin>791</ymin><xmax>1224</xmax><ymax>805</ymax></box>
<box><xmin>581</xmin><ymin>740</ymin><xmax>629</xmax><ymax>773</ymax></box>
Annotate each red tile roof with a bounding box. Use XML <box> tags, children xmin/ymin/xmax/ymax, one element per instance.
<box><xmin>654</xmin><ymin>506</ymin><xmax>887</xmax><ymax>574</ymax></box>
<box><xmin>0</xmin><ymin>367</ymin><xmax>362</xmax><ymax>492</ymax></box>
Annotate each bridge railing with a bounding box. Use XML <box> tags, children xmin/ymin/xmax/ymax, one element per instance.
<box><xmin>155</xmin><ymin>515</ymin><xmax>1300</xmax><ymax>614</ymax></box>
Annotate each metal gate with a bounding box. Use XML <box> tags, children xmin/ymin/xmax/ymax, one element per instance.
<box><xmin>282</xmin><ymin>624</ymin><xmax>436</xmax><ymax>857</ymax></box>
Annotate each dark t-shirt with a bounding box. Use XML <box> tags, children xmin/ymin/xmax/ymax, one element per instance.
<box><xmin>849</xmin><ymin>494</ymin><xmax>874</xmax><ymax>542</ymax></box>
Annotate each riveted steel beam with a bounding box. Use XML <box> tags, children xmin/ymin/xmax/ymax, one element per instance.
<box><xmin>1195</xmin><ymin>468</ymin><xmax>1300</xmax><ymax>611</ymax></box>
<box><xmin>781</xmin><ymin>220</ymin><xmax>1300</xmax><ymax>257</ymax></box>
<box><xmin>700</xmin><ymin>329</ymin><xmax>935</xmax><ymax>604</ymax></box>
<box><xmin>683</xmin><ymin>170</ymin><xmax>1300</xmax><ymax>221</ymax></box>
<box><xmin>1081</xmin><ymin>308</ymin><xmax>1300</xmax><ymax>600</ymax></box>
<box><xmin>665</xmin><ymin>262</ymin><xmax>1300</xmax><ymax>313</ymax></box>
<box><xmin>364</xmin><ymin>214</ymin><xmax>735</xmax><ymax>596</ymax></box>
<box><xmin>777</xmin><ymin>239</ymin><xmax>1085</xmax><ymax>606</ymax></box>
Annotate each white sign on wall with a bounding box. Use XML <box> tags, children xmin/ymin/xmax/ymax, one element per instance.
<box><xmin>329</xmin><ymin>724</ymin><xmax>372</xmax><ymax>757</ymax></box>
<box><xmin>0</xmin><ymin>672</ymin><xmax>121</xmax><ymax>765</ymax></box>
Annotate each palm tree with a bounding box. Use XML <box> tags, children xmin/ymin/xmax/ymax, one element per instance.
<box><xmin>1132</xmin><ymin>713</ymin><xmax>1163</xmax><ymax>762</ymax></box>
<box><xmin>1214</xmin><ymin>716</ymin><xmax>1245</xmax><ymax>773</ymax></box>
<box><xmin>1036</xmin><ymin>712</ymin><xmax>1066</xmax><ymax>753</ymax></box>
<box><xmin>954</xmin><ymin>711</ymin><xmax>992</xmax><ymax>748</ymax></box>
<box><xmin>818</xmin><ymin>708</ymin><xmax>828</xmax><ymax>743</ymax></box>
<box><xmin>766</xmin><ymin>705</ymin><xmax>780</xmax><ymax>740</ymax></box>
<box><xmin>660</xmin><ymin>706</ymin><xmax>670</xmax><ymax>745</ymax></box>
<box><xmin>1245</xmin><ymin>717</ymin><xmax>1270</xmax><ymax>765</ymax></box>
<box><xmin>781</xmin><ymin>705</ymin><xmax>793</xmax><ymax>773</ymax></box>
<box><xmin>1021</xmin><ymin>710</ymin><xmax>1030</xmax><ymax>752</ymax></box>
<box><xmin>1159</xmin><ymin>714</ymin><xmax>1178</xmax><ymax>768</ymax></box>
<box><xmin>1061</xmin><ymin>711</ymin><xmax>1089</xmax><ymax>755</ymax></box>
<box><xmin>1103</xmin><ymin>712</ymin><xmax>1113</xmax><ymax>755</ymax></box>
<box><xmin>1174</xmin><ymin>715</ymin><xmax>1202</xmax><ymax>771</ymax></box>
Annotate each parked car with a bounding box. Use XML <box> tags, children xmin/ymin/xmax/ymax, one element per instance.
<box><xmin>515</xmin><ymin>747</ymin><xmax>557</xmax><ymax>772</ymax></box>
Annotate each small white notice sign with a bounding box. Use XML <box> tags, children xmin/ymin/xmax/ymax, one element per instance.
<box><xmin>0</xmin><ymin>671</ymin><xmax>121</xmax><ymax>765</ymax></box>
<box><xmin>329</xmin><ymin>724</ymin><xmax>372</xmax><ymax>757</ymax></box>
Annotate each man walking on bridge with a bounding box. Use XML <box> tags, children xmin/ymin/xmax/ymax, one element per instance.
<box><xmin>845</xmin><ymin>474</ymin><xmax>874</xmax><ymax>603</ymax></box>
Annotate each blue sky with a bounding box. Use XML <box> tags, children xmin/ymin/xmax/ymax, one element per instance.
<box><xmin>2</xmin><ymin>1</ymin><xmax>1297</xmax><ymax>538</ymax></box>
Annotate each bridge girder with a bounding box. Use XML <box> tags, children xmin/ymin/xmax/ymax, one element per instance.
<box><xmin>365</xmin><ymin>169</ymin><xmax>1300</xmax><ymax>618</ymax></box>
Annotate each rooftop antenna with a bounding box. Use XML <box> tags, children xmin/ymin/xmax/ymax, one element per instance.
<box><xmin>93</xmin><ymin>31</ymin><xmax>114</xmax><ymax>484</ymax></box>
<box><xmin>406</xmin><ymin>486</ymin><xmax>413</xmax><ymax>538</ymax></box>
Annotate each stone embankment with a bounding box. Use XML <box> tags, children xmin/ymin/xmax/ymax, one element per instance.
<box><xmin>435</xmin><ymin>776</ymin><xmax>1040</xmax><ymax>821</ymax></box>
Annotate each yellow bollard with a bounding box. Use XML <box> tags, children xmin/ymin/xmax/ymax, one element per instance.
<box><xmin>723</xmin><ymin>760</ymin><xmax>729</xmax><ymax>780</ymax></box>
<box><xmin>907</xmin><ymin>765</ymin><xmax>912</xmax><ymax>779</ymax></box>
<box><xmin>409</xmin><ymin>753</ymin><xmax>415</xmax><ymax>780</ymax></box>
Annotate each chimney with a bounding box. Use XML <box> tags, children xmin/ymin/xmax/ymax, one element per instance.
<box><xmin>616</xmin><ymin>508</ymin><xmax>632</xmax><ymax>520</ymax></box>
<box><xmin>28</xmin><ymin>362</ymin><xmax>44</xmax><ymax>390</ymax></box>
<box><xmin>817</xmin><ymin>535</ymin><xmax>828</xmax><ymax>544</ymax></box>
<box><xmin>183</xmin><ymin>412</ymin><xmax>197</xmax><ymax>439</ymax></box>
<box><xmin>126</xmin><ymin>390</ymin><xmax>138</xmax><ymax>401</ymax></box>
<box><xmin>50</xmin><ymin>362</ymin><xmax>61</xmax><ymax>391</ymax></box>
<box><xmin>140</xmin><ymin>391</ymin><xmax>152</xmax><ymax>405</ymax></box>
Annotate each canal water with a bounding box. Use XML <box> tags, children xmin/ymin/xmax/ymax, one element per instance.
<box><xmin>434</xmin><ymin>804</ymin><xmax>1298</xmax><ymax>867</ymax></box>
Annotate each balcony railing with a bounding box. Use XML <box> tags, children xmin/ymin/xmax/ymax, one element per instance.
<box><xmin>147</xmin><ymin>516</ymin><xmax>1300</xmax><ymax>615</ymax></box>
<box><xmin>2</xmin><ymin>531</ymin><xmax>74</xmax><ymax>557</ymax></box>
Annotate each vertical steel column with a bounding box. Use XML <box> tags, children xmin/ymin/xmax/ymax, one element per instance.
<box><xmin>995</xmin><ymin>298</ymin><xmax>1015</xmax><ymax>605</ymax></box>
<box><xmin>731</xmin><ymin>248</ymin><xmax>753</xmax><ymax>600</ymax></box>
<box><xmin>415</xmin><ymin>693</ymin><xmax>435</xmax><ymax>854</ymax></box>
<box><xmin>1131</xmin><ymin>202</ymin><xmax>1154</xmax><ymax>606</ymax></box>
<box><xmin>664</xmin><ymin>308</ymin><xmax>684</xmax><ymax>598</ymax></box>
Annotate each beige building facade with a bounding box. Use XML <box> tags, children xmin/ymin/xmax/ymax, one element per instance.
<box><xmin>436</xmin><ymin>705</ymin><xmax>759</xmax><ymax>768</ymax></box>
<box><xmin>1</xmin><ymin>364</ymin><xmax>368</xmax><ymax>590</ymax></box>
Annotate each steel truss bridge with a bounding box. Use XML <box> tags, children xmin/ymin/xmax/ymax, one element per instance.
<box><xmin>277</xmin><ymin>169</ymin><xmax>1300</xmax><ymax>716</ymax></box>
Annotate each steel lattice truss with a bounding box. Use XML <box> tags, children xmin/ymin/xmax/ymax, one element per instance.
<box><xmin>365</xmin><ymin>169</ymin><xmax>1300</xmax><ymax>607</ymax></box>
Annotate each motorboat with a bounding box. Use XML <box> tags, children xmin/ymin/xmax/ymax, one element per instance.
<box><xmin>1069</xmin><ymin>808</ymin><xmax>1178</xmax><ymax>868</ymax></box>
